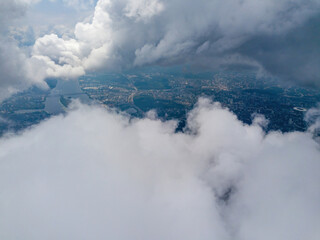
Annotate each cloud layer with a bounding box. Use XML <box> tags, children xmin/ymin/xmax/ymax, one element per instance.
<box><xmin>0</xmin><ymin>99</ymin><xmax>319</xmax><ymax>240</ymax></box>
<box><xmin>31</xmin><ymin>0</ymin><xmax>320</xmax><ymax>85</ymax></box>
<box><xmin>1</xmin><ymin>0</ymin><xmax>320</xmax><ymax>100</ymax></box>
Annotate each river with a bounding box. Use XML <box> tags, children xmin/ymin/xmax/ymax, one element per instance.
<box><xmin>45</xmin><ymin>79</ymin><xmax>91</xmax><ymax>114</ymax></box>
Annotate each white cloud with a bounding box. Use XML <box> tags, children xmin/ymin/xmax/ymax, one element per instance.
<box><xmin>305</xmin><ymin>104</ymin><xmax>320</xmax><ymax>137</ymax></box>
<box><xmin>0</xmin><ymin>99</ymin><xmax>319</xmax><ymax>239</ymax></box>
<box><xmin>32</xmin><ymin>34</ymin><xmax>85</xmax><ymax>79</ymax></box>
<box><xmin>251</xmin><ymin>113</ymin><xmax>269</xmax><ymax>129</ymax></box>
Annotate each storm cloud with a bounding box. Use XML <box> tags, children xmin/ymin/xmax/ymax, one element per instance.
<box><xmin>0</xmin><ymin>99</ymin><xmax>319</xmax><ymax>240</ymax></box>
<box><xmin>31</xmin><ymin>0</ymin><xmax>320</xmax><ymax>86</ymax></box>
<box><xmin>1</xmin><ymin>0</ymin><xmax>320</xmax><ymax>100</ymax></box>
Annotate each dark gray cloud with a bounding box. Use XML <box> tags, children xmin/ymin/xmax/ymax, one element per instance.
<box><xmin>29</xmin><ymin>0</ymin><xmax>320</xmax><ymax>87</ymax></box>
<box><xmin>236</xmin><ymin>15</ymin><xmax>320</xmax><ymax>87</ymax></box>
<box><xmin>1</xmin><ymin>0</ymin><xmax>320</xmax><ymax>100</ymax></box>
<box><xmin>1</xmin><ymin>0</ymin><xmax>320</xmax><ymax>99</ymax></box>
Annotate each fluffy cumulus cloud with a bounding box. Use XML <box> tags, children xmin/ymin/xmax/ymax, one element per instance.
<box><xmin>0</xmin><ymin>99</ymin><xmax>319</xmax><ymax>240</ymax></box>
<box><xmin>30</xmin><ymin>0</ymin><xmax>320</xmax><ymax>86</ymax></box>
<box><xmin>32</xmin><ymin>34</ymin><xmax>85</xmax><ymax>78</ymax></box>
